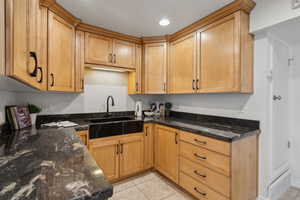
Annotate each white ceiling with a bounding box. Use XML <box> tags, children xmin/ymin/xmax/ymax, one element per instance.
<box><xmin>57</xmin><ymin>0</ymin><xmax>235</xmax><ymax>37</ymax></box>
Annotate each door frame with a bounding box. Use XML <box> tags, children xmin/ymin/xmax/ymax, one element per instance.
<box><xmin>267</xmin><ymin>34</ymin><xmax>292</xmax><ymax>184</ymax></box>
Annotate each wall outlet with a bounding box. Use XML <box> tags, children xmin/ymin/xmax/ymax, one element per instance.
<box><xmin>292</xmin><ymin>0</ymin><xmax>300</xmax><ymax>9</ymax></box>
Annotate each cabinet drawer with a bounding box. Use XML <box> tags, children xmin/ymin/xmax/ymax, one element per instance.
<box><xmin>180</xmin><ymin>172</ymin><xmax>228</xmax><ymax>200</ymax></box>
<box><xmin>180</xmin><ymin>157</ymin><xmax>230</xmax><ymax>197</ymax></box>
<box><xmin>180</xmin><ymin>131</ymin><xmax>231</xmax><ymax>156</ymax></box>
<box><xmin>180</xmin><ymin>141</ymin><xmax>230</xmax><ymax>176</ymax></box>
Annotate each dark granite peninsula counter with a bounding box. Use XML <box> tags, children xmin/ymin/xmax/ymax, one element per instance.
<box><xmin>0</xmin><ymin>127</ymin><xmax>113</xmax><ymax>200</ymax></box>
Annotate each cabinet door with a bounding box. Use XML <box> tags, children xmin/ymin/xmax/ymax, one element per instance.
<box><xmin>6</xmin><ymin>0</ymin><xmax>47</xmax><ymax>90</ymax></box>
<box><xmin>169</xmin><ymin>33</ymin><xmax>197</xmax><ymax>94</ymax></box>
<box><xmin>128</xmin><ymin>44</ymin><xmax>142</xmax><ymax>94</ymax></box>
<box><xmin>48</xmin><ymin>11</ymin><xmax>75</xmax><ymax>92</ymax></box>
<box><xmin>75</xmin><ymin>30</ymin><xmax>85</xmax><ymax>92</ymax></box>
<box><xmin>155</xmin><ymin>125</ymin><xmax>179</xmax><ymax>183</ymax></box>
<box><xmin>85</xmin><ymin>33</ymin><xmax>113</xmax><ymax>65</ymax></box>
<box><xmin>144</xmin><ymin>43</ymin><xmax>167</xmax><ymax>94</ymax></box>
<box><xmin>113</xmin><ymin>39</ymin><xmax>135</xmax><ymax>69</ymax></box>
<box><xmin>199</xmin><ymin>16</ymin><xmax>239</xmax><ymax>93</ymax></box>
<box><xmin>89</xmin><ymin>138</ymin><xmax>119</xmax><ymax>181</ymax></box>
<box><xmin>144</xmin><ymin>124</ymin><xmax>154</xmax><ymax>169</ymax></box>
<box><xmin>76</xmin><ymin>130</ymin><xmax>89</xmax><ymax>147</ymax></box>
<box><xmin>119</xmin><ymin>134</ymin><xmax>144</xmax><ymax>177</ymax></box>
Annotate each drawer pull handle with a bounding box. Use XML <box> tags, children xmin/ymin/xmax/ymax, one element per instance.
<box><xmin>194</xmin><ymin>170</ymin><xmax>207</xmax><ymax>178</ymax></box>
<box><xmin>194</xmin><ymin>153</ymin><xmax>207</xmax><ymax>160</ymax></box>
<box><xmin>194</xmin><ymin>139</ymin><xmax>207</xmax><ymax>145</ymax></box>
<box><xmin>194</xmin><ymin>187</ymin><xmax>207</xmax><ymax>196</ymax></box>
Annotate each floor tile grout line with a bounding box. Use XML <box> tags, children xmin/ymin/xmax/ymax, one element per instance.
<box><xmin>135</xmin><ymin>184</ymin><xmax>151</xmax><ymax>200</ymax></box>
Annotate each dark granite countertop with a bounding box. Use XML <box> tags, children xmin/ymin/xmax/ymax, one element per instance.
<box><xmin>143</xmin><ymin>117</ymin><xmax>260</xmax><ymax>142</ymax></box>
<box><xmin>36</xmin><ymin>111</ymin><xmax>260</xmax><ymax>142</ymax></box>
<box><xmin>0</xmin><ymin>127</ymin><xmax>113</xmax><ymax>200</ymax></box>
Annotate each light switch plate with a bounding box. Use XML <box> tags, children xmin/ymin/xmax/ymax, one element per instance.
<box><xmin>292</xmin><ymin>0</ymin><xmax>300</xmax><ymax>9</ymax></box>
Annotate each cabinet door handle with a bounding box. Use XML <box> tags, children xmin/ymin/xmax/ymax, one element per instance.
<box><xmin>196</xmin><ymin>79</ymin><xmax>199</xmax><ymax>90</ymax></box>
<box><xmin>121</xmin><ymin>144</ymin><xmax>124</xmax><ymax>154</ymax></box>
<box><xmin>50</xmin><ymin>73</ymin><xmax>54</xmax><ymax>87</ymax></box>
<box><xmin>108</xmin><ymin>53</ymin><xmax>113</xmax><ymax>63</ymax></box>
<box><xmin>194</xmin><ymin>170</ymin><xmax>207</xmax><ymax>178</ymax></box>
<box><xmin>194</xmin><ymin>139</ymin><xmax>207</xmax><ymax>145</ymax></box>
<box><xmin>194</xmin><ymin>153</ymin><xmax>207</xmax><ymax>160</ymax></box>
<box><xmin>113</xmin><ymin>54</ymin><xmax>116</xmax><ymax>63</ymax></box>
<box><xmin>145</xmin><ymin>127</ymin><xmax>148</xmax><ymax>136</ymax></box>
<box><xmin>163</xmin><ymin>82</ymin><xmax>166</xmax><ymax>92</ymax></box>
<box><xmin>28</xmin><ymin>52</ymin><xmax>38</xmax><ymax>77</ymax></box>
<box><xmin>116</xmin><ymin>144</ymin><xmax>119</xmax><ymax>154</ymax></box>
<box><xmin>194</xmin><ymin>187</ymin><xmax>206</xmax><ymax>196</ymax></box>
<box><xmin>81</xmin><ymin>79</ymin><xmax>84</xmax><ymax>90</ymax></box>
<box><xmin>175</xmin><ymin>133</ymin><xmax>179</xmax><ymax>144</ymax></box>
<box><xmin>37</xmin><ymin>67</ymin><xmax>43</xmax><ymax>83</ymax></box>
<box><xmin>136</xmin><ymin>82</ymin><xmax>139</xmax><ymax>92</ymax></box>
<box><xmin>192</xmin><ymin>80</ymin><xmax>195</xmax><ymax>90</ymax></box>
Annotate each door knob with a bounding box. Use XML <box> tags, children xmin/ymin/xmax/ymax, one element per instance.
<box><xmin>273</xmin><ymin>95</ymin><xmax>282</xmax><ymax>101</ymax></box>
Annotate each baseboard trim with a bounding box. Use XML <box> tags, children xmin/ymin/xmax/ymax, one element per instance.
<box><xmin>292</xmin><ymin>176</ymin><xmax>300</xmax><ymax>189</ymax></box>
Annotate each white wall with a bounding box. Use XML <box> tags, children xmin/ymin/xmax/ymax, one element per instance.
<box><xmin>251</xmin><ymin>0</ymin><xmax>300</xmax><ymax>33</ymax></box>
<box><xmin>290</xmin><ymin>44</ymin><xmax>300</xmax><ymax>188</ymax></box>
<box><xmin>163</xmin><ymin>34</ymin><xmax>272</xmax><ymax>199</ymax></box>
<box><xmin>15</xmin><ymin>69</ymin><xmax>162</xmax><ymax>115</ymax></box>
<box><xmin>0</xmin><ymin>91</ymin><xmax>18</xmax><ymax>125</ymax></box>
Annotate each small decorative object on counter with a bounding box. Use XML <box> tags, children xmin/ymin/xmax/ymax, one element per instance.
<box><xmin>159</xmin><ymin>103</ymin><xmax>165</xmax><ymax>117</ymax></box>
<box><xmin>165</xmin><ymin>102</ymin><xmax>172</xmax><ymax>117</ymax></box>
<box><xmin>6</xmin><ymin>105</ymin><xmax>32</xmax><ymax>130</ymax></box>
<box><xmin>28</xmin><ymin>104</ymin><xmax>42</xmax><ymax>125</ymax></box>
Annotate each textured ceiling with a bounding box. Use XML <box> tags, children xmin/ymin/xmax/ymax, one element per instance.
<box><xmin>57</xmin><ymin>0</ymin><xmax>235</xmax><ymax>37</ymax></box>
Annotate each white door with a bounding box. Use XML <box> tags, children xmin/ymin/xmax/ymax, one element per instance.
<box><xmin>271</xmin><ymin>38</ymin><xmax>291</xmax><ymax>181</ymax></box>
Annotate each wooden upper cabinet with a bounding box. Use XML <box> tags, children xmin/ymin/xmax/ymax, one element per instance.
<box><xmin>128</xmin><ymin>44</ymin><xmax>142</xmax><ymax>94</ymax></box>
<box><xmin>85</xmin><ymin>33</ymin><xmax>113</xmax><ymax>65</ymax></box>
<box><xmin>85</xmin><ymin>33</ymin><xmax>136</xmax><ymax>69</ymax></box>
<box><xmin>155</xmin><ymin>125</ymin><xmax>179</xmax><ymax>183</ymax></box>
<box><xmin>5</xmin><ymin>0</ymin><xmax>48</xmax><ymax>90</ymax></box>
<box><xmin>89</xmin><ymin>138</ymin><xmax>119</xmax><ymax>181</ymax></box>
<box><xmin>75</xmin><ymin>30</ymin><xmax>85</xmax><ymax>92</ymax></box>
<box><xmin>48</xmin><ymin>11</ymin><xmax>75</xmax><ymax>92</ymax></box>
<box><xmin>119</xmin><ymin>134</ymin><xmax>144</xmax><ymax>177</ymax></box>
<box><xmin>198</xmin><ymin>12</ymin><xmax>253</xmax><ymax>93</ymax></box>
<box><xmin>144</xmin><ymin>42</ymin><xmax>167</xmax><ymax>94</ymax></box>
<box><xmin>113</xmin><ymin>39</ymin><xmax>135</xmax><ymax>69</ymax></box>
<box><xmin>169</xmin><ymin>33</ymin><xmax>197</xmax><ymax>94</ymax></box>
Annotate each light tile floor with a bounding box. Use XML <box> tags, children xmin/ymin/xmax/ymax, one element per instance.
<box><xmin>109</xmin><ymin>171</ymin><xmax>196</xmax><ymax>200</ymax></box>
<box><xmin>278</xmin><ymin>187</ymin><xmax>300</xmax><ymax>200</ymax></box>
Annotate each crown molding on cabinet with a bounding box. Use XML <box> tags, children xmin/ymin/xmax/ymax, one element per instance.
<box><xmin>169</xmin><ymin>0</ymin><xmax>256</xmax><ymax>41</ymax></box>
<box><xmin>40</xmin><ymin>0</ymin><xmax>81</xmax><ymax>26</ymax></box>
<box><xmin>39</xmin><ymin>0</ymin><xmax>255</xmax><ymax>43</ymax></box>
<box><xmin>141</xmin><ymin>35</ymin><xmax>170</xmax><ymax>44</ymax></box>
<box><xmin>77</xmin><ymin>23</ymin><xmax>142</xmax><ymax>44</ymax></box>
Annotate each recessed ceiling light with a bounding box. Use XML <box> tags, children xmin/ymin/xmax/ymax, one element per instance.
<box><xmin>159</xmin><ymin>18</ymin><xmax>170</xmax><ymax>26</ymax></box>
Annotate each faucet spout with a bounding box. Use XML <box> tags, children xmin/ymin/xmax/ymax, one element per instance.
<box><xmin>106</xmin><ymin>96</ymin><xmax>115</xmax><ymax>116</ymax></box>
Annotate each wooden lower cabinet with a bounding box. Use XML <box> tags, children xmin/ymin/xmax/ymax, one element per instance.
<box><xmin>154</xmin><ymin>125</ymin><xmax>179</xmax><ymax>183</ymax></box>
<box><xmin>119</xmin><ymin>134</ymin><xmax>144</xmax><ymax>177</ymax></box>
<box><xmin>178</xmin><ymin>131</ymin><xmax>258</xmax><ymax>200</ymax></box>
<box><xmin>89</xmin><ymin>137</ymin><xmax>119</xmax><ymax>181</ymax></box>
<box><xmin>89</xmin><ymin>133</ymin><xmax>144</xmax><ymax>182</ymax></box>
<box><xmin>88</xmin><ymin>124</ymin><xmax>258</xmax><ymax>200</ymax></box>
<box><xmin>144</xmin><ymin>123</ymin><xmax>154</xmax><ymax>169</ymax></box>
